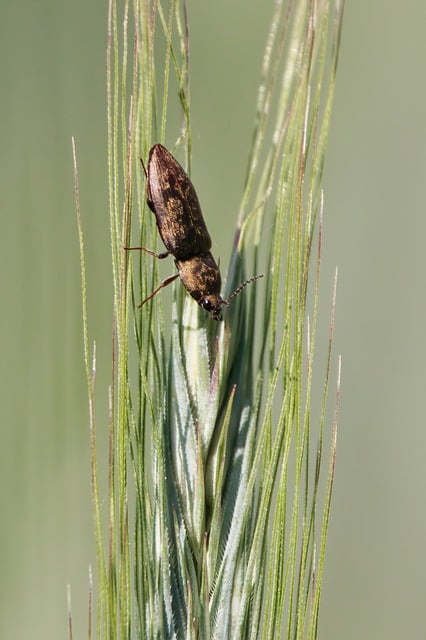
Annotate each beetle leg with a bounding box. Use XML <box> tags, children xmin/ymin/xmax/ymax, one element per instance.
<box><xmin>138</xmin><ymin>273</ymin><xmax>179</xmax><ymax>308</ymax></box>
<box><xmin>124</xmin><ymin>245</ymin><xmax>169</xmax><ymax>259</ymax></box>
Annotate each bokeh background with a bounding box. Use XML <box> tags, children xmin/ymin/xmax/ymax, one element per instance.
<box><xmin>1</xmin><ymin>1</ymin><xmax>425</xmax><ymax>638</ymax></box>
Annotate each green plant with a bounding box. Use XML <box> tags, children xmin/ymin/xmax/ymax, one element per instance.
<box><xmin>74</xmin><ymin>0</ymin><xmax>344</xmax><ymax>637</ymax></box>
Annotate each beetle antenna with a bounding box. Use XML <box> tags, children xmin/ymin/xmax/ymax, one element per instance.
<box><xmin>223</xmin><ymin>274</ymin><xmax>264</xmax><ymax>307</ymax></box>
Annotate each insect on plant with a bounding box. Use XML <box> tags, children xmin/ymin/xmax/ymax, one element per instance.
<box><xmin>127</xmin><ymin>144</ymin><xmax>262</xmax><ymax>321</ymax></box>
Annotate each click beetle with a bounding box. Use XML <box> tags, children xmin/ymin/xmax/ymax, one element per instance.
<box><xmin>128</xmin><ymin>144</ymin><xmax>262</xmax><ymax>321</ymax></box>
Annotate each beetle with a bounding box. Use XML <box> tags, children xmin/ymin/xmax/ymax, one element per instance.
<box><xmin>128</xmin><ymin>144</ymin><xmax>262</xmax><ymax>321</ymax></box>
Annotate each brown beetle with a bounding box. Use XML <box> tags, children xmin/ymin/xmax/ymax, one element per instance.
<box><xmin>128</xmin><ymin>144</ymin><xmax>262</xmax><ymax>321</ymax></box>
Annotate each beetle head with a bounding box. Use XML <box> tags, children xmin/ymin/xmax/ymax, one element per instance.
<box><xmin>198</xmin><ymin>294</ymin><xmax>225</xmax><ymax>321</ymax></box>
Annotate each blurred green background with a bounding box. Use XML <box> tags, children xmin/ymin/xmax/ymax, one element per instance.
<box><xmin>1</xmin><ymin>1</ymin><xmax>425</xmax><ymax>638</ymax></box>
